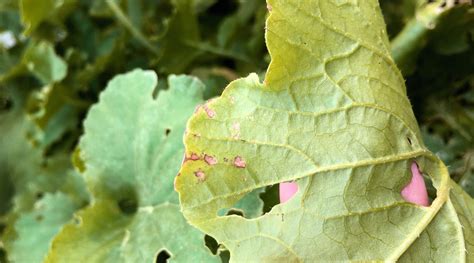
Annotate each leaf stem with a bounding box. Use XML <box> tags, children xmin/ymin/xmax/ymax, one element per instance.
<box><xmin>105</xmin><ymin>0</ymin><xmax>159</xmax><ymax>56</ymax></box>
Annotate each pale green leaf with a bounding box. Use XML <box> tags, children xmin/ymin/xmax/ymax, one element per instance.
<box><xmin>46</xmin><ymin>69</ymin><xmax>218</xmax><ymax>262</ymax></box>
<box><xmin>5</xmin><ymin>193</ymin><xmax>78</xmax><ymax>263</ymax></box>
<box><xmin>176</xmin><ymin>0</ymin><xmax>474</xmax><ymax>261</ymax></box>
<box><xmin>23</xmin><ymin>42</ymin><xmax>67</xmax><ymax>84</ymax></box>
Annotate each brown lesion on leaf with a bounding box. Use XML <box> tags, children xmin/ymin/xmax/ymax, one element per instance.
<box><xmin>183</xmin><ymin>153</ymin><xmax>200</xmax><ymax>164</ymax></box>
<box><xmin>234</xmin><ymin>156</ymin><xmax>246</xmax><ymax>168</ymax></box>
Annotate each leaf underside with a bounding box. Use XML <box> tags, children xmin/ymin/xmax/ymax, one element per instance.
<box><xmin>176</xmin><ymin>0</ymin><xmax>474</xmax><ymax>262</ymax></box>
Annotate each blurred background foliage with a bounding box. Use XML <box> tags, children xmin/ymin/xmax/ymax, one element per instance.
<box><xmin>0</xmin><ymin>0</ymin><xmax>473</xmax><ymax>262</ymax></box>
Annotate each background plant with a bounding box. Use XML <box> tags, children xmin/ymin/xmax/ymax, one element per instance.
<box><xmin>0</xmin><ymin>0</ymin><xmax>473</xmax><ymax>262</ymax></box>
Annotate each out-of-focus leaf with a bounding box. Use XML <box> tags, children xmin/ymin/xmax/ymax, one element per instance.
<box><xmin>4</xmin><ymin>193</ymin><xmax>78</xmax><ymax>263</ymax></box>
<box><xmin>46</xmin><ymin>69</ymin><xmax>218</xmax><ymax>262</ymax></box>
<box><xmin>22</xmin><ymin>41</ymin><xmax>67</xmax><ymax>84</ymax></box>
<box><xmin>19</xmin><ymin>0</ymin><xmax>77</xmax><ymax>35</ymax></box>
<box><xmin>191</xmin><ymin>67</ymin><xmax>237</xmax><ymax>99</ymax></box>
<box><xmin>176</xmin><ymin>0</ymin><xmax>474</xmax><ymax>261</ymax></box>
<box><xmin>156</xmin><ymin>0</ymin><xmax>202</xmax><ymax>73</ymax></box>
<box><xmin>391</xmin><ymin>1</ymin><xmax>474</xmax><ymax>75</ymax></box>
<box><xmin>26</xmin><ymin>84</ymin><xmax>80</xmax><ymax>152</ymax></box>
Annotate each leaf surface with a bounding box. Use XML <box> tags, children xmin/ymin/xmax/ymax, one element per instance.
<box><xmin>45</xmin><ymin>69</ymin><xmax>218</xmax><ymax>262</ymax></box>
<box><xmin>176</xmin><ymin>0</ymin><xmax>474</xmax><ymax>261</ymax></box>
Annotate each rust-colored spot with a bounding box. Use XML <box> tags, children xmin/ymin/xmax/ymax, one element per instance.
<box><xmin>234</xmin><ymin>156</ymin><xmax>246</xmax><ymax>168</ymax></box>
<box><xmin>204</xmin><ymin>154</ymin><xmax>217</xmax><ymax>165</ymax></box>
<box><xmin>194</xmin><ymin>170</ymin><xmax>205</xmax><ymax>181</ymax></box>
<box><xmin>183</xmin><ymin>153</ymin><xmax>200</xmax><ymax>164</ymax></box>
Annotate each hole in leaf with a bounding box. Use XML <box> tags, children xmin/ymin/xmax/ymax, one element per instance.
<box><xmin>260</xmin><ymin>184</ymin><xmax>280</xmax><ymax>214</ymax></box>
<box><xmin>118</xmin><ymin>199</ymin><xmax>138</xmax><ymax>215</ymax></box>
<box><xmin>204</xmin><ymin>235</ymin><xmax>219</xmax><ymax>255</ymax></box>
<box><xmin>0</xmin><ymin>96</ymin><xmax>13</xmax><ymax>113</ymax></box>
<box><xmin>226</xmin><ymin>209</ymin><xmax>244</xmax><ymax>216</ymax></box>
<box><xmin>219</xmin><ymin>249</ymin><xmax>230</xmax><ymax>263</ymax></box>
<box><xmin>164</xmin><ymin>128</ymin><xmax>171</xmax><ymax>136</ymax></box>
<box><xmin>279</xmin><ymin>182</ymin><xmax>299</xmax><ymax>203</ymax></box>
<box><xmin>36</xmin><ymin>192</ymin><xmax>44</xmax><ymax>200</ymax></box>
<box><xmin>155</xmin><ymin>249</ymin><xmax>171</xmax><ymax>263</ymax></box>
<box><xmin>424</xmin><ymin>172</ymin><xmax>437</xmax><ymax>202</ymax></box>
<box><xmin>401</xmin><ymin>162</ymin><xmax>436</xmax><ymax>206</ymax></box>
<box><xmin>406</xmin><ymin>136</ymin><xmax>412</xmax><ymax>146</ymax></box>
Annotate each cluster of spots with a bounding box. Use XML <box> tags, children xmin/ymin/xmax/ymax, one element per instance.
<box><xmin>180</xmin><ymin>152</ymin><xmax>247</xmax><ymax>183</ymax></box>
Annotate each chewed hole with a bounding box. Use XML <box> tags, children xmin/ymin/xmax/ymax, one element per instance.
<box><xmin>155</xmin><ymin>249</ymin><xmax>171</xmax><ymax>263</ymax></box>
<box><xmin>424</xmin><ymin>172</ymin><xmax>437</xmax><ymax>202</ymax></box>
<box><xmin>0</xmin><ymin>96</ymin><xmax>13</xmax><ymax>113</ymax></box>
<box><xmin>406</xmin><ymin>136</ymin><xmax>412</xmax><ymax>146</ymax></box>
<box><xmin>260</xmin><ymin>184</ymin><xmax>280</xmax><ymax>214</ymax></box>
<box><xmin>226</xmin><ymin>209</ymin><xmax>244</xmax><ymax>216</ymax></box>
<box><xmin>217</xmin><ymin>207</ymin><xmax>244</xmax><ymax>217</ymax></box>
<box><xmin>165</xmin><ymin>128</ymin><xmax>171</xmax><ymax>136</ymax></box>
<box><xmin>279</xmin><ymin>182</ymin><xmax>299</xmax><ymax>203</ymax></box>
<box><xmin>118</xmin><ymin>199</ymin><xmax>138</xmax><ymax>215</ymax></box>
<box><xmin>401</xmin><ymin>162</ymin><xmax>436</xmax><ymax>206</ymax></box>
<box><xmin>36</xmin><ymin>192</ymin><xmax>44</xmax><ymax>199</ymax></box>
<box><xmin>204</xmin><ymin>235</ymin><xmax>219</xmax><ymax>255</ymax></box>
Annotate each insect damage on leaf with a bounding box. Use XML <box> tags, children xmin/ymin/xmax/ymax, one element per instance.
<box><xmin>176</xmin><ymin>0</ymin><xmax>474</xmax><ymax>262</ymax></box>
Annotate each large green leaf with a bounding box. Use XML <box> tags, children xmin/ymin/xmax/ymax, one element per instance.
<box><xmin>46</xmin><ymin>69</ymin><xmax>218</xmax><ymax>262</ymax></box>
<box><xmin>176</xmin><ymin>0</ymin><xmax>474</xmax><ymax>261</ymax></box>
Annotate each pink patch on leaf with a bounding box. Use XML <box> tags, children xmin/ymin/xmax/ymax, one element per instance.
<box><xmin>401</xmin><ymin>162</ymin><xmax>430</xmax><ymax>206</ymax></box>
<box><xmin>194</xmin><ymin>170</ymin><xmax>205</xmax><ymax>181</ymax></box>
<box><xmin>203</xmin><ymin>104</ymin><xmax>216</xmax><ymax>118</ymax></box>
<box><xmin>234</xmin><ymin>156</ymin><xmax>246</xmax><ymax>168</ymax></box>
<box><xmin>204</xmin><ymin>154</ymin><xmax>217</xmax><ymax>165</ymax></box>
<box><xmin>279</xmin><ymin>182</ymin><xmax>298</xmax><ymax>203</ymax></box>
